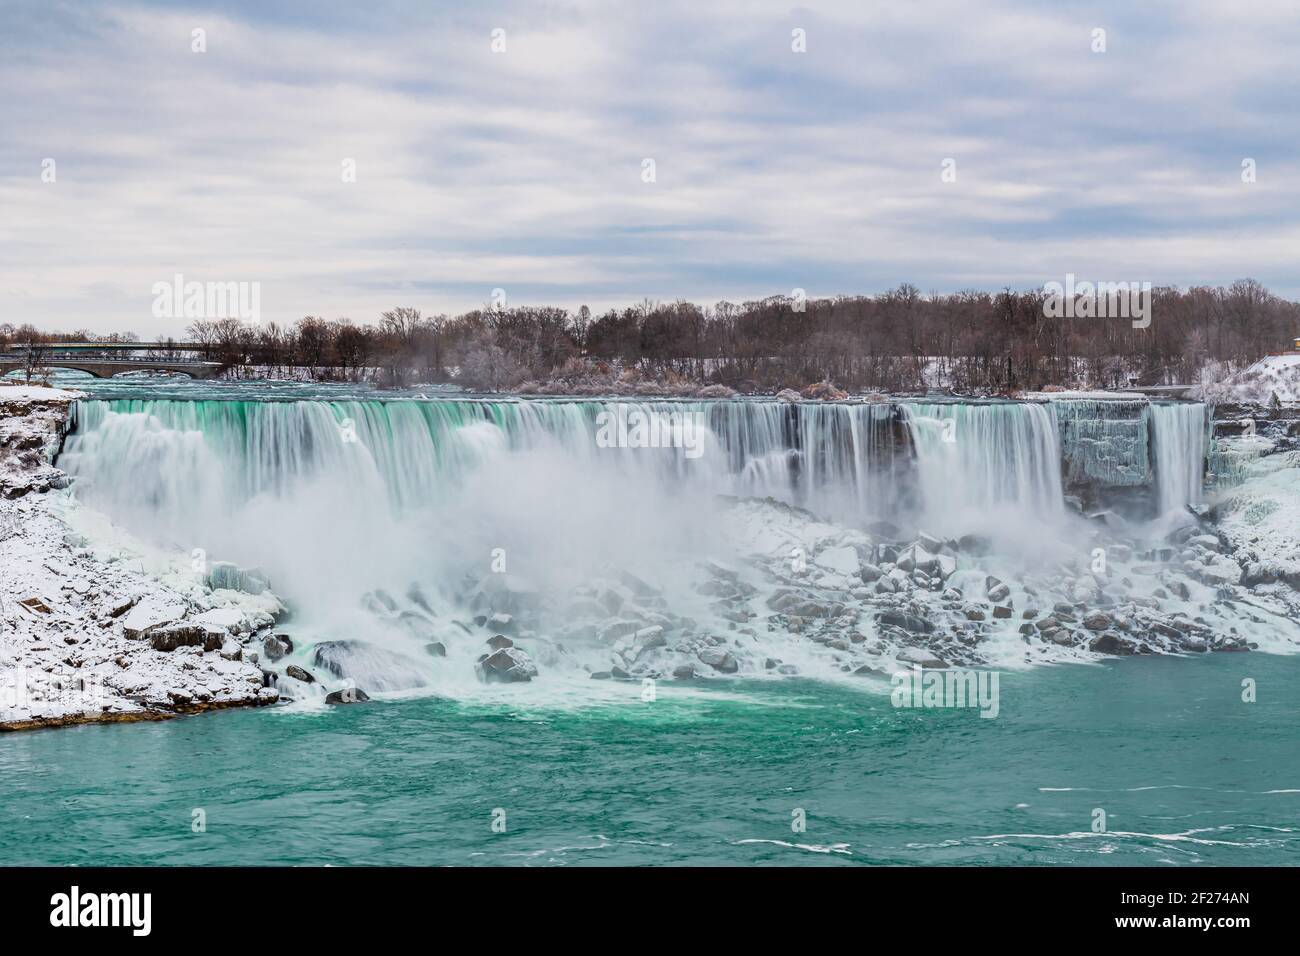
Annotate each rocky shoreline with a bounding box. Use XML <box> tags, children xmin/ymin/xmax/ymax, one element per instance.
<box><xmin>1</xmin><ymin>385</ymin><xmax>283</xmax><ymax>731</ymax></box>
<box><xmin>414</xmin><ymin>490</ymin><xmax>1298</xmax><ymax>690</ymax></box>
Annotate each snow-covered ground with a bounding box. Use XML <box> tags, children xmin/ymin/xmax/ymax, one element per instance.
<box><xmin>1198</xmin><ymin>353</ymin><xmax>1300</xmax><ymax>405</ymax></box>
<box><xmin>1</xmin><ymin>388</ymin><xmax>280</xmax><ymax>730</ymax></box>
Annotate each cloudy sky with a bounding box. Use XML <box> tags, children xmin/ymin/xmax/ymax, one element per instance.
<box><xmin>1</xmin><ymin>0</ymin><xmax>1297</xmax><ymax>335</ymax></box>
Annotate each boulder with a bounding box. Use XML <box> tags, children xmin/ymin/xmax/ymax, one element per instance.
<box><xmin>632</xmin><ymin>625</ymin><xmax>667</xmax><ymax>657</ymax></box>
<box><xmin>486</xmin><ymin>634</ymin><xmax>514</xmax><ymax>651</ymax></box>
<box><xmin>476</xmin><ymin>647</ymin><xmax>539</xmax><ymax>684</ymax></box>
<box><xmin>696</xmin><ymin>384</ymin><xmax>738</xmax><ymax>398</ymax></box>
<box><xmin>263</xmin><ymin>634</ymin><xmax>290</xmax><ymax>662</ymax></box>
<box><xmin>311</xmin><ymin>640</ymin><xmax>429</xmax><ymax>692</ymax></box>
<box><xmin>697</xmin><ymin>646</ymin><xmax>739</xmax><ymax>673</ymax></box>
<box><xmin>814</xmin><ymin>546</ymin><xmax>860</xmax><ymax>576</ymax></box>
<box><xmin>285</xmin><ymin>665</ymin><xmax>316</xmax><ymax>684</ymax></box>
<box><xmin>916</xmin><ymin>531</ymin><xmax>944</xmax><ymax>552</ymax></box>
<box><xmin>424</xmin><ymin>641</ymin><xmax>447</xmax><ymax>658</ymax></box>
<box><xmin>597</xmin><ymin>619</ymin><xmax>642</xmax><ymax>643</ymax></box>
<box><xmin>877</xmin><ymin>610</ymin><xmax>934</xmax><ymax>634</ymax></box>
<box><xmin>934</xmin><ymin>554</ymin><xmax>957</xmax><ymax>580</ymax></box>
<box><xmin>148</xmin><ymin>622</ymin><xmax>224</xmax><ymax>652</ymax></box>
<box><xmin>1089</xmin><ymin>632</ymin><xmax>1136</xmax><ymax>655</ymax></box>
<box><xmin>190</xmin><ymin>607</ymin><xmax>248</xmax><ymax>635</ymax></box>
<box><xmin>896</xmin><ymin>646</ymin><xmax>948</xmax><ymax>669</ymax></box>
<box><xmin>1083</xmin><ymin>611</ymin><xmax>1111</xmax><ymax>632</ymax></box>
<box><xmin>121</xmin><ymin>599</ymin><xmax>187</xmax><ymax>639</ymax></box>
<box><xmin>800</xmin><ymin>381</ymin><xmax>849</xmax><ymax>401</ymax></box>
<box><xmin>325</xmin><ymin>687</ymin><xmax>371</xmax><ymax>705</ymax></box>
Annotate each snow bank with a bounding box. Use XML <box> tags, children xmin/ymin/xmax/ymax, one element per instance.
<box><xmin>1199</xmin><ymin>354</ymin><xmax>1300</xmax><ymax>405</ymax></box>
<box><xmin>0</xmin><ymin>393</ymin><xmax>279</xmax><ymax>730</ymax></box>
<box><xmin>0</xmin><ymin>384</ymin><xmax>83</xmax><ymax>403</ymax></box>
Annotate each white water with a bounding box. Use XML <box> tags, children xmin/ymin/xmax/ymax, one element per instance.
<box><xmin>54</xmin><ymin>395</ymin><xmax>1228</xmax><ymax>695</ymax></box>
<box><xmin>1149</xmin><ymin>403</ymin><xmax>1209</xmax><ymax>513</ymax></box>
<box><xmin>904</xmin><ymin>402</ymin><xmax>1064</xmax><ymax>537</ymax></box>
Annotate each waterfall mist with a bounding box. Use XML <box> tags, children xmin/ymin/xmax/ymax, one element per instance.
<box><xmin>56</xmin><ymin>395</ymin><xmax>1216</xmax><ymax>692</ymax></box>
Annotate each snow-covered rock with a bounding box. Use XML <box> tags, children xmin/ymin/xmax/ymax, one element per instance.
<box><xmin>0</xmin><ymin>393</ymin><xmax>277</xmax><ymax>731</ymax></box>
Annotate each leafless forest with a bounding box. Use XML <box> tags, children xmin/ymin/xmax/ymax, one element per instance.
<box><xmin>3</xmin><ymin>280</ymin><xmax>1296</xmax><ymax>392</ymax></box>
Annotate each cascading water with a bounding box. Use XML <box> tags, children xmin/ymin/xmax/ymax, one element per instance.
<box><xmin>61</xmin><ymin>398</ymin><xmax>921</xmax><ymax>536</ymax></box>
<box><xmin>902</xmin><ymin>401</ymin><xmax>1064</xmax><ymax>533</ymax></box>
<box><xmin>55</xmin><ymin>394</ymin><xmax>1220</xmax><ymax>695</ymax></box>
<box><xmin>1148</xmin><ymin>402</ymin><xmax>1210</xmax><ymax>513</ymax></box>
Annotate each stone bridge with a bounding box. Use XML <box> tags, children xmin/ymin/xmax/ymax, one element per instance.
<box><xmin>0</xmin><ymin>356</ymin><xmax>227</xmax><ymax>379</ymax></box>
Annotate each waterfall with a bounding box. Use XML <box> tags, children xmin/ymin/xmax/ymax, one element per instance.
<box><xmin>1148</xmin><ymin>403</ymin><xmax>1210</xmax><ymax>513</ymax></box>
<box><xmin>901</xmin><ymin>401</ymin><xmax>1064</xmax><ymax>530</ymax></box>
<box><xmin>62</xmin><ymin>398</ymin><xmax>1212</xmax><ymax>546</ymax></box>
<box><xmin>61</xmin><ymin>398</ymin><xmax>923</xmax><ymax>530</ymax></box>
<box><xmin>55</xmin><ymin>394</ymin><xmax>1221</xmax><ymax>689</ymax></box>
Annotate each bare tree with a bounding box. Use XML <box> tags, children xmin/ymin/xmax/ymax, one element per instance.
<box><xmin>21</xmin><ymin>335</ymin><xmax>49</xmax><ymax>384</ymax></box>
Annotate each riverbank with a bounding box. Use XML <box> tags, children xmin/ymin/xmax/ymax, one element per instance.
<box><xmin>0</xmin><ymin>384</ymin><xmax>280</xmax><ymax>731</ymax></box>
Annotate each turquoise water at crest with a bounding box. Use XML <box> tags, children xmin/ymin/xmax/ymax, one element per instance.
<box><xmin>2</xmin><ymin>654</ymin><xmax>1296</xmax><ymax>866</ymax></box>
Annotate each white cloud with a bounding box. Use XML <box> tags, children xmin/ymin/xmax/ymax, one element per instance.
<box><xmin>0</xmin><ymin>0</ymin><xmax>1296</xmax><ymax>334</ymax></box>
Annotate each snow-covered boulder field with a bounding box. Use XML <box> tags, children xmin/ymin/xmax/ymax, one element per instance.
<box><xmin>0</xmin><ymin>387</ymin><xmax>280</xmax><ymax>731</ymax></box>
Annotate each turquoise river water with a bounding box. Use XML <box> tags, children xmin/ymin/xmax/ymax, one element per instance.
<box><xmin>2</xmin><ymin>654</ymin><xmax>1296</xmax><ymax>866</ymax></box>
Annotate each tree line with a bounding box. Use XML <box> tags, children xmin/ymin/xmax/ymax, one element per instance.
<box><xmin>3</xmin><ymin>279</ymin><xmax>1297</xmax><ymax>392</ymax></box>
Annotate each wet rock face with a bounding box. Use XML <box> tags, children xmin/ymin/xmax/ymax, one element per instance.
<box><xmin>877</xmin><ymin>610</ymin><xmax>933</xmax><ymax>635</ymax></box>
<box><xmin>147</xmin><ymin>623</ymin><xmax>225</xmax><ymax>653</ymax></box>
<box><xmin>285</xmin><ymin>664</ymin><xmax>316</xmax><ymax>684</ymax></box>
<box><xmin>263</xmin><ymin>634</ymin><xmax>290</xmax><ymax>661</ymax></box>
<box><xmin>325</xmin><ymin>687</ymin><xmax>371</xmax><ymax>705</ymax></box>
<box><xmin>311</xmin><ymin>640</ymin><xmax>429</xmax><ymax>692</ymax></box>
<box><xmin>476</xmin><ymin>647</ymin><xmax>538</xmax><ymax>683</ymax></box>
<box><xmin>696</xmin><ymin>646</ymin><xmax>738</xmax><ymax>673</ymax></box>
<box><xmin>1089</xmin><ymin>632</ymin><xmax>1137</xmax><ymax>655</ymax></box>
<box><xmin>1083</xmin><ymin>611</ymin><xmax>1112</xmax><ymax>631</ymax></box>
